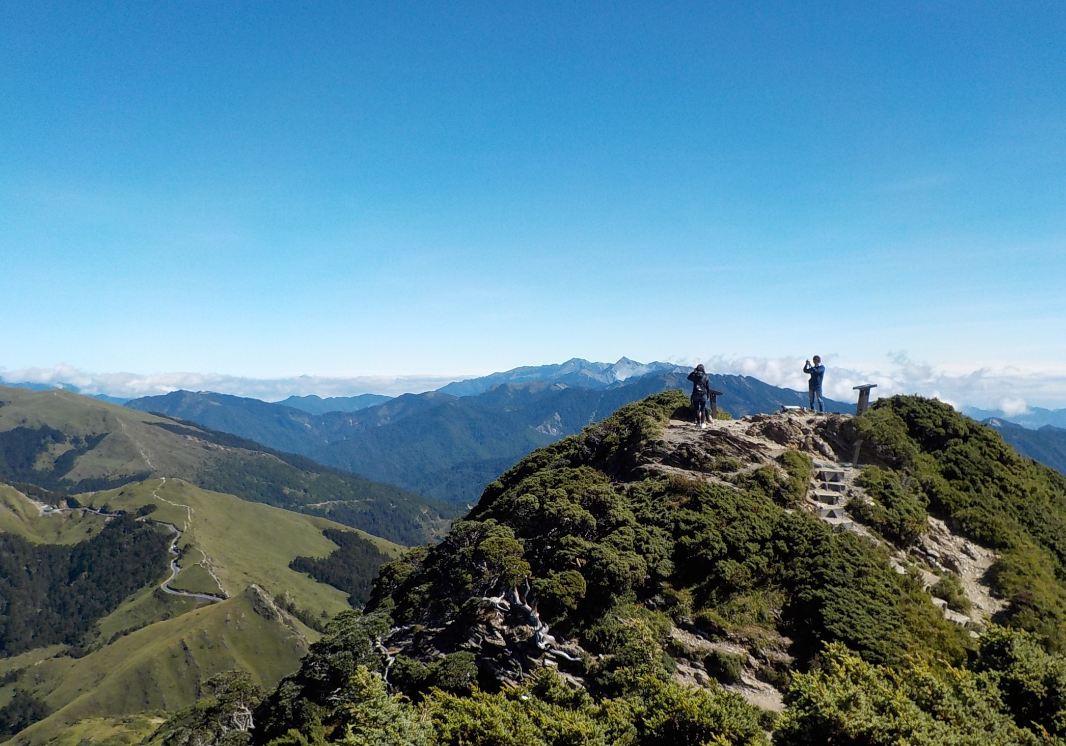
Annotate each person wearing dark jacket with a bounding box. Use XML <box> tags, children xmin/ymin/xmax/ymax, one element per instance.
<box><xmin>804</xmin><ymin>356</ymin><xmax>825</xmax><ymax>412</ymax></box>
<box><xmin>688</xmin><ymin>364</ymin><xmax>712</xmax><ymax>429</ymax></box>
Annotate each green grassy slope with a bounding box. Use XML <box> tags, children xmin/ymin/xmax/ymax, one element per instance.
<box><xmin>84</xmin><ymin>478</ymin><xmax>401</xmax><ymax>624</ymax></box>
<box><xmin>9</xmin><ymin>587</ymin><xmax>311</xmax><ymax>745</ymax></box>
<box><xmin>0</xmin><ymin>386</ymin><xmax>444</xmax><ymax>545</ymax></box>
<box><xmin>0</xmin><ymin>473</ymin><xmax>405</xmax><ymax>743</ymax></box>
<box><xmin>0</xmin><ymin>485</ymin><xmax>106</xmax><ymax>544</ymax></box>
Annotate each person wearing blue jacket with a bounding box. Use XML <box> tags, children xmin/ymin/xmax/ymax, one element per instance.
<box><xmin>804</xmin><ymin>356</ymin><xmax>825</xmax><ymax>413</ymax></box>
<box><xmin>688</xmin><ymin>364</ymin><xmax>712</xmax><ymax>429</ymax></box>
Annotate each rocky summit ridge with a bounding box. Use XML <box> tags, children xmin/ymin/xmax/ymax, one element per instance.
<box><xmin>371</xmin><ymin>405</ymin><xmax>1006</xmax><ymax>711</ymax></box>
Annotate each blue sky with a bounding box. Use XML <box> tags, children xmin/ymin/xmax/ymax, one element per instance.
<box><xmin>2</xmin><ymin>2</ymin><xmax>1065</xmax><ymax>405</ymax></box>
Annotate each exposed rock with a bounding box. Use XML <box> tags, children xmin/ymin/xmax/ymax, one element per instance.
<box><xmin>247</xmin><ymin>584</ymin><xmax>281</xmax><ymax>621</ymax></box>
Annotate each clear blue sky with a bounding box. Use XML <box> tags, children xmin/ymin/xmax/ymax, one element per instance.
<box><xmin>2</xmin><ymin>2</ymin><xmax>1064</xmax><ymax>402</ymax></box>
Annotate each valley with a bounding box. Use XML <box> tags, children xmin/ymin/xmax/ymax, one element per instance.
<box><xmin>0</xmin><ymin>389</ymin><xmax>412</xmax><ymax>743</ymax></box>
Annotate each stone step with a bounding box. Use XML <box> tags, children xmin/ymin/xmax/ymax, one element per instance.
<box><xmin>817</xmin><ymin>481</ymin><xmax>847</xmax><ymax>493</ymax></box>
<box><xmin>823</xmin><ymin>516</ymin><xmax>856</xmax><ymax>533</ymax></box>
<box><xmin>817</xmin><ymin>468</ymin><xmax>846</xmax><ymax>483</ymax></box>
<box><xmin>811</xmin><ymin>490</ymin><xmax>847</xmax><ymax>506</ymax></box>
<box><xmin>818</xmin><ymin>507</ymin><xmax>847</xmax><ymax>520</ymax></box>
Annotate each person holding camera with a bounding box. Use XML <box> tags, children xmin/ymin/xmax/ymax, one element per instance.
<box><xmin>804</xmin><ymin>356</ymin><xmax>825</xmax><ymax>413</ymax></box>
<box><xmin>688</xmin><ymin>364</ymin><xmax>712</xmax><ymax>429</ymax></box>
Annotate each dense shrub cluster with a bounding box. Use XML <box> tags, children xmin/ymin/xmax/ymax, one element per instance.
<box><xmin>850</xmin><ymin>466</ymin><xmax>928</xmax><ymax>546</ymax></box>
<box><xmin>778</xmin><ymin>628</ymin><xmax>1066</xmax><ymax>744</ymax></box>
<box><xmin>856</xmin><ymin>396</ymin><xmax>1066</xmax><ymax>648</ymax></box>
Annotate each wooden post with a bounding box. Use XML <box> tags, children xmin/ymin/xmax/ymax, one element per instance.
<box><xmin>853</xmin><ymin>384</ymin><xmax>878</xmax><ymax>415</ymax></box>
<box><xmin>708</xmin><ymin>389</ymin><xmax>723</xmax><ymax>419</ymax></box>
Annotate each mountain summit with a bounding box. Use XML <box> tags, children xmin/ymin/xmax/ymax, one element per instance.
<box><xmin>436</xmin><ymin>358</ymin><xmax>679</xmax><ymax>397</ymax></box>
<box><xmin>232</xmin><ymin>392</ymin><xmax>1066</xmax><ymax>745</ymax></box>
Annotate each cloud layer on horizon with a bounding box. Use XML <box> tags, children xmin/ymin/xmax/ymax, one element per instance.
<box><xmin>0</xmin><ymin>365</ymin><xmax>459</xmax><ymax>400</ymax></box>
<box><xmin>3</xmin><ymin>355</ymin><xmax>1065</xmax><ymax>410</ymax></box>
<box><xmin>692</xmin><ymin>353</ymin><xmax>1066</xmax><ymax>412</ymax></box>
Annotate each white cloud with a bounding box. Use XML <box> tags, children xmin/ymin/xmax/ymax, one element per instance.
<box><xmin>683</xmin><ymin>352</ymin><xmax>1066</xmax><ymax>410</ymax></box>
<box><xmin>998</xmin><ymin>397</ymin><xmax>1030</xmax><ymax>417</ymax></box>
<box><xmin>0</xmin><ymin>365</ymin><xmax>461</xmax><ymax>400</ymax></box>
<box><xmin>3</xmin><ymin>353</ymin><xmax>1066</xmax><ymax>408</ymax></box>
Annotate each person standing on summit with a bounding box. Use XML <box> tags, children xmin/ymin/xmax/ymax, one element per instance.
<box><xmin>804</xmin><ymin>356</ymin><xmax>825</xmax><ymax>413</ymax></box>
<box><xmin>688</xmin><ymin>364</ymin><xmax>712</xmax><ymax>429</ymax></box>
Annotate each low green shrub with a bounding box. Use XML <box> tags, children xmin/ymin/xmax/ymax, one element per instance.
<box><xmin>704</xmin><ymin>648</ymin><xmax>746</xmax><ymax>684</ymax></box>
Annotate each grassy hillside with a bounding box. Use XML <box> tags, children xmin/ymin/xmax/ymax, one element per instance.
<box><xmin>0</xmin><ymin>386</ymin><xmax>443</xmax><ymax>545</ymax></box>
<box><xmin>0</xmin><ymin>475</ymin><xmax>404</xmax><ymax>743</ymax></box>
<box><xmin>0</xmin><ymin>485</ymin><xmax>106</xmax><ymax>544</ymax></box>
<box><xmin>84</xmin><ymin>478</ymin><xmax>401</xmax><ymax>623</ymax></box>
<box><xmin>9</xmin><ymin>587</ymin><xmax>311</xmax><ymax>745</ymax></box>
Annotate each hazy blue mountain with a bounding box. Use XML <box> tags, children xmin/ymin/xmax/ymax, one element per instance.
<box><xmin>276</xmin><ymin>393</ymin><xmax>392</xmax><ymax>414</ymax></box>
<box><xmin>436</xmin><ymin>357</ymin><xmax>677</xmax><ymax>396</ymax></box>
<box><xmin>0</xmin><ymin>379</ymin><xmax>128</xmax><ymax>405</ymax></box>
<box><xmin>984</xmin><ymin>418</ymin><xmax>1066</xmax><ymax>475</ymax></box>
<box><xmin>128</xmin><ymin>366</ymin><xmax>850</xmax><ymax>506</ymax></box>
<box><xmin>963</xmin><ymin>405</ymin><xmax>1066</xmax><ymax>430</ymax></box>
<box><xmin>128</xmin><ymin>390</ymin><xmax>321</xmax><ymax>456</ymax></box>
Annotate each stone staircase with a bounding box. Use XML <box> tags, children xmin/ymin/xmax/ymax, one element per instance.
<box><xmin>807</xmin><ymin>461</ymin><xmax>857</xmax><ymax>533</ymax></box>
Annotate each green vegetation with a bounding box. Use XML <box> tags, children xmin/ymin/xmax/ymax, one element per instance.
<box><xmin>0</xmin><ymin>485</ymin><xmax>107</xmax><ymax>544</ymax></box>
<box><xmin>196</xmin><ymin>449</ymin><xmax>443</xmax><ymax>546</ymax></box>
<box><xmin>0</xmin><ymin>513</ymin><xmax>169</xmax><ymax>655</ymax></box>
<box><xmin>86</xmin><ymin>478</ymin><xmax>398</xmax><ymax>621</ymax></box>
<box><xmin>0</xmin><ymin>387</ymin><xmax>444</xmax><ymax>546</ymax></box>
<box><xmin>849</xmin><ymin>466</ymin><xmax>928</xmax><ymax>546</ymax></box>
<box><xmin>290</xmin><ymin>528</ymin><xmax>394</xmax><ymax>606</ymax></box>
<box><xmin>11</xmin><ymin>587</ymin><xmax>312</xmax><ymax>744</ymax></box>
<box><xmin>13</xmin><ymin>390</ymin><xmax>1066</xmax><ymax>743</ymax></box>
<box><xmin>855</xmin><ymin>396</ymin><xmax>1066</xmax><ymax>648</ymax></box>
<box><xmin>931</xmin><ymin>573</ymin><xmax>972</xmax><ymax>614</ymax></box>
<box><xmin>146</xmin><ymin>671</ymin><xmax>262</xmax><ymax>746</ymax></box>
<box><xmin>777</xmin><ymin>629</ymin><xmax>1066</xmax><ymax>744</ymax></box>
<box><xmin>93</xmin><ymin>585</ymin><xmax>200</xmax><ymax>646</ymax></box>
<box><xmin>704</xmin><ymin>649</ymin><xmax>746</xmax><ymax>684</ymax></box>
<box><xmin>244</xmin><ymin>393</ymin><xmax>995</xmax><ymax>744</ymax></box>
<box><xmin>0</xmin><ymin>476</ymin><xmax>406</xmax><ymax>743</ymax></box>
<box><xmin>777</xmin><ymin>450</ymin><xmax>812</xmax><ymax>506</ymax></box>
<box><xmin>0</xmin><ymin>690</ymin><xmax>49</xmax><ymax>739</ymax></box>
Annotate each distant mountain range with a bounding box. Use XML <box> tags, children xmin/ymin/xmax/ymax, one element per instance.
<box><xmin>127</xmin><ymin>364</ymin><xmax>852</xmax><ymax>506</ymax></box>
<box><xmin>437</xmin><ymin>357</ymin><xmax>676</xmax><ymax>396</ymax></box>
<box><xmin>0</xmin><ymin>386</ymin><xmax>442</xmax><ymax>545</ymax></box>
<box><xmin>0</xmin><ymin>379</ymin><xmax>129</xmax><ymax>406</ymax></box>
<box><xmin>984</xmin><ymin>418</ymin><xmax>1066</xmax><ymax>476</ymax></box>
<box><xmin>963</xmin><ymin>405</ymin><xmax>1066</xmax><ymax>430</ymax></box>
<box><xmin>275</xmin><ymin>393</ymin><xmax>392</xmax><ymax>414</ymax></box>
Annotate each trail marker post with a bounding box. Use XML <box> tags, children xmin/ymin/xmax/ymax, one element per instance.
<box><xmin>853</xmin><ymin>384</ymin><xmax>878</xmax><ymax>416</ymax></box>
<box><xmin>708</xmin><ymin>389</ymin><xmax>723</xmax><ymax>419</ymax></box>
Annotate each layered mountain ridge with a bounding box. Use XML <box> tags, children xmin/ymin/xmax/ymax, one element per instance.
<box><xmin>0</xmin><ymin>386</ymin><xmax>443</xmax><ymax>545</ymax></box>
<box><xmin>126</xmin><ymin>367</ymin><xmax>851</xmax><ymax>506</ymax></box>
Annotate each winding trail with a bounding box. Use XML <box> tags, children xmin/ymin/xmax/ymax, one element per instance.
<box><xmin>18</xmin><ymin>478</ymin><xmax>226</xmax><ymax>603</ymax></box>
<box><xmin>149</xmin><ymin>478</ymin><xmax>227</xmax><ymax>602</ymax></box>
